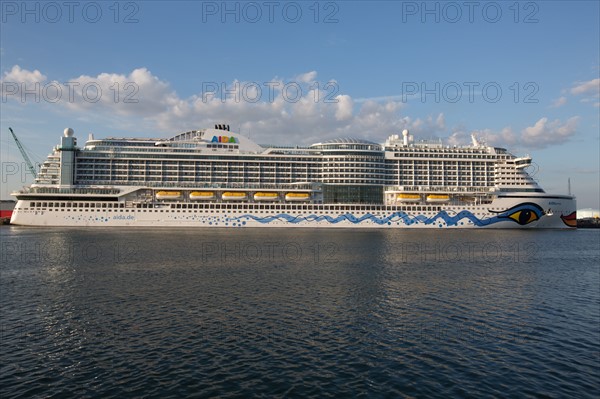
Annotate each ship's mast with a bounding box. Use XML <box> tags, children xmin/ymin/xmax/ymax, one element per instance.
<box><xmin>8</xmin><ymin>127</ymin><xmax>37</xmax><ymax>178</ymax></box>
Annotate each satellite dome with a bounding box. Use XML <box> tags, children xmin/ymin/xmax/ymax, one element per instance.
<box><xmin>64</xmin><ymin>128</ymin><xmax>74</xmax><ymax>137</ymax></box>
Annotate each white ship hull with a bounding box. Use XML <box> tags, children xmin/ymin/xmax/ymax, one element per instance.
<box><xmin>10</xmin><ymin>195</ymin><xmax>576</xmax><ymax>229</ymax></box>
<box><xmin>10</xmin><ymin>127</ymin><xmax>577</xmax><ymax>229</ymax></box>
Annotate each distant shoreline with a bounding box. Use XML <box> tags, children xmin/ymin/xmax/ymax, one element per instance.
<box><xmin>577</xmin><ymin>219</ymin><xmax>600</xmax><ymax>229</ymax></box>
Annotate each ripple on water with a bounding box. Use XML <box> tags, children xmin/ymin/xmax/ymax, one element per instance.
<box><xmin>1</xmin><ymin>228</ymin><xmax>599</xmax><ymax>398</ymax></box>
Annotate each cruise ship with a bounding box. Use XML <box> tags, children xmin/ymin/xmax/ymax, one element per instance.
<box><xmin>10</xmin><ymin>126</ymin><xmax>576</xmax><ymax>228</ymax></box>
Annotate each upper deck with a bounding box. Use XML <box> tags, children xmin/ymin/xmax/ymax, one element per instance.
<box><xmin>26</xmin><ymin>127</ymin><xmax>542</xmax><ymax>200</ymax></box>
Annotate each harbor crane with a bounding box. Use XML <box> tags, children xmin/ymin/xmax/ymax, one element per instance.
<box><xmin>8</xmin><ymin>127</ymin><xmax>37</xmax><ymax>178</ymax></box>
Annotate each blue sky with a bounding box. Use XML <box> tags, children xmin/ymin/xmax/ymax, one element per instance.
<box><xmin>1</xmin><ymin>1</ymin><xmax>599</xmax><ymax>208</ymax></box>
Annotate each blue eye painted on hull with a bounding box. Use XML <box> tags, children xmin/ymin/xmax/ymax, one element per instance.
<box><xmin>489</xmin><ymin>203</ymin><xmax>545</xmax><ymax>226</ymax></box>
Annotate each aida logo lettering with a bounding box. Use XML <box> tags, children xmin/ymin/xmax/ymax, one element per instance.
<box><xmin>211</xmin><ymin>135</ymin><xmax>237</xmax><ymax>143</ymax></box>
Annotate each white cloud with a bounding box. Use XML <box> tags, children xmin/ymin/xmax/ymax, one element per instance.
<box><xmin>570</xmin><ymin>78</ymin><xmax>600</xmax><ymax>95</ymax></box>
<box><xmin>551</xmin><ymin>96</ymin><xmax>567</xmax><ymax>108</ymax></box>
<box><xmin>334</xmin><ymin>94</ymin><xmax>353</xmax><ymax>121</ymax></box>
<box><xmin>1</xmin><ymin>65</ymin><xmax>177</xmax><ymax>120</ymax></box>
<box><xmin>0</xmin><ymin>65</ymin><xmax>582</xmax><ymax>151</ymax></box>
<box><xmin>467</xmin><ymin>127</ymin><xmax>518</xmax><ymax>148</ymax></box>
<box><xmin>294</xmin><ymin>71</ymin><xmax>318</xmax><ymax>84</ymax></box>
<box><xmin>568</xmin><ymin>78</ymin><xmax>599</xmax><ymax>108</ymax></box>
<box><xmin>435</xmin><ymin>113</ymin><xmax>446</xmax><ymax>130</ymax></box>
<box><xmin>0</xmin><ymin>65</ymin><xmax>432</xmax><ymax>144</ymax></box>
<box><xmin>522</xmin><ymin>116</ymin><xmax>579</xmax><ymax>147</ymax></box>
<box><xmin>400</xmin><ymin>113</ymin><xmax>446</xmax><ymax>137</ymax></box>
<box><xmin>461</xmin><ymin>117</ymin><xmax>579</xmax><ymax>150</ymax></box>
<box><xmin>1</xmin><ymin>65</ymin><xmax>47</xmax><ymax>101</ymax></box>
<box><xmin>1</xmin><ymin>65</ymin><xmax>46</xmax><ymax>84</ymax></box>
<box><xmin>62</xmin><ymin>67</ymin><xmax>177</xmax><ymax>116</ymax></box>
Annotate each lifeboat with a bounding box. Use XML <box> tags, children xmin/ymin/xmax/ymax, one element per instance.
<box><xmin>397</xmin><ymin>193</ymin><xmax>421</xmax><ymax>202</ymax></box>
<box><xmin>222</xmin><ymin>192</ymin><xmax>247</xmax><ymax>201</ymax></box>
<box><xmin>285</xmin><ymin>192</ymin><xmax>310</xmax><ymax>201</ymax></box>
<box><xmin>426</xmin><ymin>194</ymin><xmax>450</xmax><ymax>203</ymax></box>
<box><xmin>254</xmin><ymin>192</ymin><xmax>279</xmax><ymax>201</ymax></box>
<box><xmin>156</xmin><ymin>191</ymin><xmax>181</xmax><ymax>200</ymax></box>
<box><xmin>190</xmin><ymin>191</ymin><xmax>215</xmax><ymax>200</ymax></box>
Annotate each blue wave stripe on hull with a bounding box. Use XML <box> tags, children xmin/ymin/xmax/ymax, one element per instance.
<box><xmin>227</xmin><ymin>210</ymin><xmax>501</xmax><ymax>226</ymax></box>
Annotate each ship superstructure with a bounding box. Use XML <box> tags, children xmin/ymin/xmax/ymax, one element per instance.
<box><xmin>11</xmin><ymin>126</ymin><xmax>576</xmax><ymax>228</ymax></box>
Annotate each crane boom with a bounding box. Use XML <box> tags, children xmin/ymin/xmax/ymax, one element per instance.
<box><xmin>8</xmin><ymin>127</ymin><xmax>37</xmax><ymax>178</ymax></box>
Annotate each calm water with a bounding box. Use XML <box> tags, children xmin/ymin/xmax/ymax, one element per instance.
<box><xmin>1</xmin><ymin>227</ymin><xmax>599</xmax><ymax>398</ymax></box>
